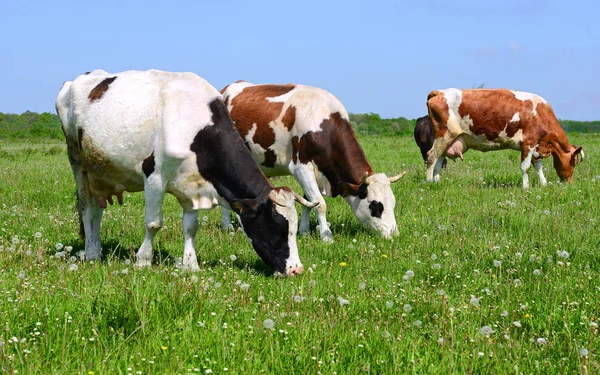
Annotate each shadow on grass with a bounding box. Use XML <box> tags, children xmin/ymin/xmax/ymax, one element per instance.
<box><xmin>58</xmin><ymin>238</ymin><xmax>177</xmax><ymax>266</ymax></box>
<box><xmin>232</xmin><ymin>259</ymin><xmax>275</xmax><ymax>277</ymax></box>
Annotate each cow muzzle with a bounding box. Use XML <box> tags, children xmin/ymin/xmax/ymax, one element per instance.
<box><xmin>275</xmin><ymin>265</ymin><xmax>304</xmax><ymax>277</ymax></box>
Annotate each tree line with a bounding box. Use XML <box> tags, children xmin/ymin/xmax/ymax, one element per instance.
<box><xmin>0</xmin><ymin>111</ymin><xmax>598</xmax><ymax>140</ymax></box>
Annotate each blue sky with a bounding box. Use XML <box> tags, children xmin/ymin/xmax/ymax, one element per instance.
<box><xmin>1</xmin><ymin>0</ymin><xmax>598</xmax><ymax>120</ymax></box>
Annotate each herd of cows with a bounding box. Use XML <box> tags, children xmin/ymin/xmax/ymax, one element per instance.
<box><xmin>55</xmin><ymin>69</ymin><xmax>584</xmax><ymax>276</ymax></box>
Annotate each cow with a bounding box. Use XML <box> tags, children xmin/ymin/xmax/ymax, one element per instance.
<box><xmin>425</xmin><ymin>88</ymin><xmax>583</xmax><ymax>189</ymax></box>
<box><xmin>220</xmin><ymin>81</ymin><xmax>405</xmax><ymax>241</ymax></box>
<box><xmin>55</xmin><ymin>69</ymin><xmax>317</xmax><ymax>276</ymax></box>
<box><xmin>414</xmin><ymin>115</ymin><xmax>446</xmax><ymax>169</ymax></box>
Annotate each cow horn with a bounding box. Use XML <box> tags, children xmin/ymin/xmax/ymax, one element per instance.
<box><xmin>389</xmin><ymin>171</ymin><xmax>407</xmax><ymax>183</ymax></box>
<box><xmin>268</xmin><ymin>190</ymin><xmax>287</xmax><ymax>207</ymax></box>
<box><xmin>293</xmin><ymin>192</ymin><xmax>319</xmax><ymax>208</ymax></box>
<box><xmin>362</xmin><ymin>171</ymin><xmax>371</xmax><ymax>185</ymax></box>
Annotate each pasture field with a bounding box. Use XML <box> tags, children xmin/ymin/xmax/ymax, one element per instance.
<box><xmin>0</xmin><ymin>134</ymin><xmax>599</xmax><ymax>374</ymax></box>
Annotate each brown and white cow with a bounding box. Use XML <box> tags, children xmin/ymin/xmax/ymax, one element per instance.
<box><xmin>221</xmin><ymin>81</ymin><xmax>405</xmax><ymax>241</ymax></box>
<box><xmin>56</xmin><ymin>69</ymin><xmax>317</xmax><ymax>276</ymax></box>
<box><xmin>426</xmin><ymin>88</ymin><xmax>583</xmax><ymax>189</ymax></box>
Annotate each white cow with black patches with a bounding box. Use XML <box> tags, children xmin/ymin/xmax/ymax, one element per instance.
<box><xmin>56</xmin><ymin>69</ymin><xmax>316</xmax><ymax>275</ymax></box>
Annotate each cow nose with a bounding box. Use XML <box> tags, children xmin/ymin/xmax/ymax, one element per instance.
<box><xmin>287</xmin><ymin>265</ymin><xmax>304</xmax><ymax>276</ymax></box>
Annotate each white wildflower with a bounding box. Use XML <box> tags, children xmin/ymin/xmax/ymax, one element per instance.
<box><xmin>480</xmin><ymin>325</ymin><xmax>492</xmax><ymax>337</ymax></box>
<box><xmin>263</xmin><ymin>319</ymin><xmax>275</xmax><ymax>329</ymax></box>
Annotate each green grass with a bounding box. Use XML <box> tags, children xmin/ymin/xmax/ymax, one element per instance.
<box><xmin>1</xmin><ymin>135</ymin><xmax>599</xmax><ymax>374</ymax></box>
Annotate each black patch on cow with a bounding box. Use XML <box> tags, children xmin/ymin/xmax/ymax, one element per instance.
<box><xmin>358</xmin><ymin>183</ymin><xmax>368</xmax><ymax>199</ymax></box>
<box><xmin>262</xmin><ymin>149</ymin><xmax>277</xmax><ymax>168</ymax></box>
<box><xmin>369</xmin><ymin>200</ymin><xmax>384</xmax><ymax>218</ymax></box>
<box><xmin>88</xmin><ymin>76</ymin><xmax>117</xmax><ymax>102</ymax></box>
<box><xmin>84</xmin><ymin>71</ymin><xmax>91</xmax><ymax>75</ymax></box>
<box><xmin>190</xmin><ymin>98</ymin><xmax>290</xmax><ymax>273</ymax></box>
<box><xmin>414</xmin><ymin>115</ymin><xmax>446</xmax><ymax>169</ymax></box>
<box><xmin>142</xmin><ymin>152</ymin><xmax>155</xmax><ymax>178</ymax></box>
<box><xmin>414</xmin><ymin>116</ymin><xmax>433</xmax><ymax>162</ymax></box>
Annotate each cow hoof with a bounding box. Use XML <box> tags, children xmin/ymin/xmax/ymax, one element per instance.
<box><xmin>321</xmin><ymin>231</ymin><xmax>334</xmax><ymax>243</ymax></box>
<box><xmin>135</xmin><ymin>260</ymin><xmax>152</xmax><ymax>268</ymax></box>
<box><xmin>182</xmin><ymin>263</ymin><xmax>200</xmax><ymax>272</ymax></box>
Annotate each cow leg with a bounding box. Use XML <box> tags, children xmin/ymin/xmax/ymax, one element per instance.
<box><xmin>85</xmin><ymin>198</ymin><xmax>103</xmax><ymax>260</ymax></box>
<box><xmin>221</xmin><ymin>207</ymin><xmax>234</xmax><ymax>230</ymax></box>
<box><xmin>70</xmin><ymin>162</ymin><xmax>103</xmax><ymax>260</ymax></box>
<box><xmin>180</xmin><ymin>202</ymin><xmax>200</xmax><ymax>272</ymax></box>
<box><xmin>291</xmin><ymin>164</ymin><xmax>332</xmax><ymax>242</ymax></box>
<box><xmin>298</xmin><ymin>196</ymin><xmax>312</xmax><ymax>237</ymax></box>
<box><xmin>520</xmin><ymin>147</ymin><xmax>535</xmax><ymax>190</ymax></box>
<box><xmin>426</xmin><ymin>137</ymin><xmax>453</xmax><ymax>182</ymax></box>
<box><xmin>533</xmin><ymin>159</ymin><xmax>547</xmax><ymax>186</ymax></box>
<box><xmin>135</xmin><ymin>175</ymin><xmax>165</xmax><ymax>267</ymax></box>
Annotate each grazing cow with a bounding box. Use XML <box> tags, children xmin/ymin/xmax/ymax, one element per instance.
<box><xmin>414</xmin><ymin>115</ymin><xmax>446</xmax><ymax>169</ymax></box>
<box><xmin>56</xmin><ymin>69</ymin><xmax>317</xmax><ymax>276</ymax></box>
<box><xmin>426</xmin><ymin>88</ymin><xmax>583</xmax><ymax>189</ymax></box>
<box><xmin>220</xmin><ymin>81</ymin><xmax>405</xmax><ymax>241</ymax></box>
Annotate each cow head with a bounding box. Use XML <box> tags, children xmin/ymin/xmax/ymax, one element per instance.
<box><xmin>231</xmin><ymin>187</ymin><xmax>316</xmax><ymax>276</ymax></box>
<box><xmin>553</xmin><ymin>145</ymin><xmax>583</xmax><ymax>183</ymax></box>
<box><xmin>338</xmin><ymin>172</ymin><xmax>405</xmax><ymax>238</ymax></box>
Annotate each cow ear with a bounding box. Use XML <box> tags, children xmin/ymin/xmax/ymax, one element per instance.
<box><xmin>231</xmin><ymin>199</ymin><xmax>259</xmax><ymax>215</ymax></box>
<box><xmin>338</xmin><ymin>181</ymin><xmax>361</xmax><ymax>197</ymax></box>
<box><xmin>573</xmin><ymin>146</ymin><xmax>582</xmax><ymax>156</ymax></box>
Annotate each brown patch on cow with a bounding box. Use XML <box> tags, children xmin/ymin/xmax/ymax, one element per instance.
<box><xmin>262</xmin><ymin>149</ymin><xmax>277</xmax><ymax>168</ymax></box>
<box><xmin>291</xmin><ymin>136</ymin><xmax>300</xmax><ymax>164</ymax></box>
<box><xmin>77</xmin><ymin>127</ymin><xmax>84</xmax><ymax>152</ymax></box>
<box><xmin>79</xmin><ymin>136</ymin><xmax>144</xmax><ymax>197</ymax></box>
<box><xmin>281</xmin><ymin>105</ymin><xmax>296</xmax><ymax>131</ymax></box>
<box><xmin>458</xmin><ymin>90</ymin><xmax>526</xmax><ymax>140</ymax></box>
<box><xmin>229</xmin><ymin>84</ymin><xmax>296</xmax><ymax>149</ymax></box>
<box><xmin>426</xmin><ymin>90</ymin><xmax>450</xmax><ymax>138</ymax></box>
<box><xmin>292</xmin><ymin>112</ymin><xmax>373</xmax><ymax>197</ymax></box>
<box><xmin>88</xmin><ymin>77</ymin><xmax>117</xmax><ymax>102</ymax></box>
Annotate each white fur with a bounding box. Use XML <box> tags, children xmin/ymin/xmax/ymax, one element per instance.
<box><xmin>511</xmin><ymin>91</ymin><xmax>547</xmax><ymax>115</ymax></box>
<box><xmin>521</xmin><ymin>144</ymin><xmax>538</xmax><ymax>189</ymax></box>
<box><xmin>344</xmin><ymin>173</ymin><xmax>398</xmax><ymax>238</ymax></box>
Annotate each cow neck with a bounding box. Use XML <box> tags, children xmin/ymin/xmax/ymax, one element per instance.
<box><xmin>191</xmin><ymin>99</ymin><xmax>272</xmax><ymax>205</ymax></box>
<box><xmin>316</xmin><ymin>114</ymin><xmax>374</xmax><ymax>194</ymax></box>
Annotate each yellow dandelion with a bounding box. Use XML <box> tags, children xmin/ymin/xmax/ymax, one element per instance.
<box><xmin>382</xmin><ymin>254</ymin><xmax>388</xmax><ymax>259</ymax></box>
<box><xmin>339</xmin><ymin>262</ymin><xmax>347</xmax><ymax>267</ymax></box>
<box><xmin>161</xmin><ymin>346</ymin><xmax>168</xmax><ymax>350</ymax></box>
<box><xmin>525</xmin><ymin>313</ymin><xmax>531</xmax><ymax>319</ymax></box>
<box><xmin>88</xmin><ymin>372</ymin><xmax>94</xmax><ymax>375</ymax></box>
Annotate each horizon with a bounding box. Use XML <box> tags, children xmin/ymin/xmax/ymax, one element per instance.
<box><xmin>1</xmin><ymin>0</ymin><xmax>598</xmax><ymax>121</ymax></box>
